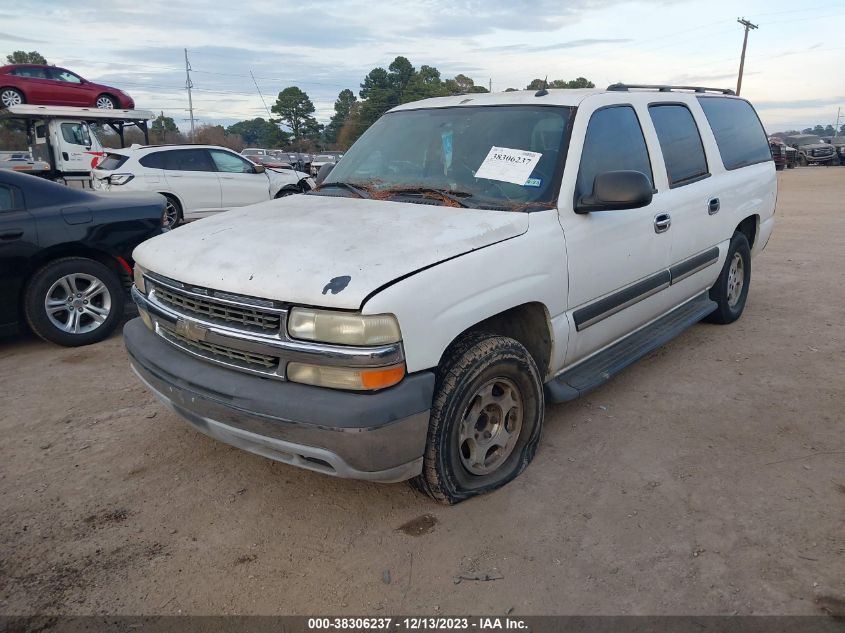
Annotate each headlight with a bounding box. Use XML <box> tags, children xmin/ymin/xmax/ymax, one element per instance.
<box><xmin>133</xmin><ymin>264</ymin><xmax>147</xmax><ymax>293</ymax></box>
<box><xmin>109</xmin><ymin>173</ymin><xmax>134</xmax><ymax>185</ymax></box>
<box><xmin>288</xmin><ymin>308</ymin><xmax>401</xmax><ymax>346</ymax></box>
<box><xmin>287</xmin><ymin>362</ymin><xmax>405</xmax><ymax>391</ymax></box>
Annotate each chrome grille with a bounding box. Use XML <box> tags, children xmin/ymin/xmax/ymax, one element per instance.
<box><xmin>151</xmin><ymin>282</ymin><xmax>281</xmax><ymax>332</ymax></box>
<box><xmin>160</xmin><ymin>326</ymin><xmax>279</xmax><ymax>373</ymax></box>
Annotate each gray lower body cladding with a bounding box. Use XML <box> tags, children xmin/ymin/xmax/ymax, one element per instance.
<box><xmin>123</xmin><ymin>318</ymin><xmax>434</xmax><ymax>482</ymax></box>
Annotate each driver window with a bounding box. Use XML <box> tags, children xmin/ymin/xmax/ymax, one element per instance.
<box><xmin>60</xmin><ymin>122</ymin><xmax>92</xmax><ymax>146</ymax></box>
<box><xmin>51</xmin><ymin>69</ymin><xmax>83</xmax><ymax>84</ymax></box>
<box><xmin>576</xmin><ymin>106</ymin><xmax>653</xmax><ymax>202</ymax></box>
<box><xmin>210</xmin><ymin>150</ymin><xmax>255</xmax><ymax>173</ymax></box>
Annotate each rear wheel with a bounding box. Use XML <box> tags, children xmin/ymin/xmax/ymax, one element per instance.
<box><xmin>24</xmin><ymin>257</ymin><xmax>124</xmax><ymax>346</ymax></box>
<box><xmin>705</xmin><ymin>232</ymin><xmax>751</xmax><ymax>325</ymax></box>
<box><xmin>95</xmin><ymin>94</ymin><xmax>117</xmax><ymax>109</ymax></box>
<box><xmin>0</xmin><ymin>87</ymin><xmax>24</xmax><ymax>108</ymax></box>
<box><xmin>161</xmin><ymin>194</ymin><xmax>182</xmax><ymax>229</ymax></box>
<box><xmin>411</xmin><ymin>332</ymin><xmax>544</xmax><ymax>504</ymax></box>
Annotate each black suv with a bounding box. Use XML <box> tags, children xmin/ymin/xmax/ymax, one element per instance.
<box><xmin>784</xmin><ymin>134</ymin><xmax>837</xmax><ymax>165</ymax></box>
<box><xmin>0</xmin><ymin>171</ymin><xmax>164</xmax><ymax>346</ymax></box>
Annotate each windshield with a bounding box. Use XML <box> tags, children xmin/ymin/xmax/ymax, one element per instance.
<box><xmin>324</xmin><ymin>105</ymin><xmax>572</xmax><ymax>210</ymax></box>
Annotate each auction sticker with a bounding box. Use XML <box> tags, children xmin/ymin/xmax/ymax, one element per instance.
<box><xmin>475</xmin><ymin>146</ymin><xmax>542</xmax><ymax>185</ymax></box>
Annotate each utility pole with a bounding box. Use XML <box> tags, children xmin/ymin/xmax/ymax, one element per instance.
<box><xmin>489</xmin><ymin>78</ymin><xmax>492</xmax><ymax>93</ymax></box>
<box><xmin>160</xmin><ymin>110</ymin><xmax>165</xmax><ymax>143</ymax></box>
<box><xmin>184</xmin><ymin>48</ymin><xmax>195</xmax><ymax>140</ymax></box>
<box><xmin>736</xmin><ymin>17</ymin><xmax>758</xmax><ymax>96</ymax></box>
<box><xmin>834</xmin><ymin>107</ymin><xmax>841</xmax><ymax>138</ymax></box>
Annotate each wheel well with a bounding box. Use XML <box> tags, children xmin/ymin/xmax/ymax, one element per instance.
<box><xmin>157</xmin><ymin>192</ymin><xmax>183</xmax><ymax>214</ymax></box>
<box><xmin>17</xmin><ymin>245</ymin><xmax>131</xmax><ymax>320</ymax></box>
<box><xmin>736</xmin><ymin>215</ymin><xmax>758</xmax><ymax>249</ymax></box>
<box><xmin>447</xmin><ymin>302</ymin><xmax>553</xmax><ymax>378</ymax></box>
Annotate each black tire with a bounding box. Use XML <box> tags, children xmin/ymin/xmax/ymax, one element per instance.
<box><xmin>161</xmin><ymin>194</ymin><xmax>182</xmax><ymax>229</ymax></box>
<box><xmin>705</xmin><ymin>232</ymin><xmax>751</xmax><ymax>325</ymax></box>
<box><xmin>24</xmin><ymin>257</ymin><xmax>124</xmax><ymax>347</ymax></box>
<box><xmin>775</xmin><ymin>163</ymin><xmax>785</xmax><ymax>171</ymax></box>
<box><xmin>95</xmin><ymin>94</ymin><xmax>118</xmax><ymax>109</ymax></box>
<box><xmin>411</xmin><ymin>332</ymin><xmax>544</xmax><ymax>504</ymax></box>
<box><xmin>275</xmin><ymin>187</ymin><xmax>298</xmax><ymax>198</ymax></box>
<box><xmin>0</xmin><ymin>87</ymin><xmax>25</xmax><ymax>108</ymax></box>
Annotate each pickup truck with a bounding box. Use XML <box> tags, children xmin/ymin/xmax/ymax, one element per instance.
<box><xmin>125</xmin><ymin>84</ymin><xmax>776</xmax><ymax>504</ymax></box>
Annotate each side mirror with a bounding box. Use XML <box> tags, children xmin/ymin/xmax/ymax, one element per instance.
<box><xmin>253</xmin><ymin>164</ymin><xmax>266</xmax><ymax>174</ymax></box>
<box><xmin>575</xmin><ymin>170</ymin><xmax>653</xmax><ymax>213</ymax></box>
<box><xmin>315</xmin><ymin>162</ymin><xmax>334</xmax><ymax>185</ymax></box>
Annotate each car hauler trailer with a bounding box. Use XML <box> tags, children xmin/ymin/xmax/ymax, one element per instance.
<box><xmin>0</xmin><ymin>105</ymin><xmax>153</xmax><ymax>186</ymax></box>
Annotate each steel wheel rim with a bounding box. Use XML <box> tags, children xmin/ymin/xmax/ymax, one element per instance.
<box><xmin>96</xmin><ymin>96</ymin><xmax>114</xmax><ymax>109</ymax></box>
<box><xmin>726</xmin><ymin>252</ymin><xmax>744</xmax><ymax>307</ymax></box>
<box><xmin>458</xmin><ymin>377</ymin><xmax>524</xmax><ymax>476</ymax></box>
<box><xmin>45</xmin><ymin>273</ymin><xmax>112</xmax><ymax>334</ymax></box>
<box><xmin>1</xmin><ymin>89</ymin><xmax>22</xmax><ymax>107</ymax></box>
<box><xmin>162</xmin><ymin>200</ymin><xmax>179</xmax><ymax>228</ymax></box>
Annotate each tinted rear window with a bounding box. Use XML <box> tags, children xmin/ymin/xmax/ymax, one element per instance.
<box><xmin>97</xmin><ymin>153</ymin><xmax>129</xmax><ymax>170</ymax></box>
<box><xmin>648</xmin><ymin>104</ymin><xmax>709</xmax><ymax>187</ymax></box>
<box><xmin>0</xmin><ymin>185</ymin><xmax>14</xmax><ymax>210</ymax></box>
<box><xmin>139</xmin><ymin>152</ymin><xmax>166</xmax><ymax>169</ymax></box>
<box><xmin>697</xmin><ymin>97</ymin><xmax>771</xmax><ymax>170</ymax></box>
<box><xmin>162</xmin><ymin>149</ymin><xmax>214</xmax><ymax>171</ymax></box>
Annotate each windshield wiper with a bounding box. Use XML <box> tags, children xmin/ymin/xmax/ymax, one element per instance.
<box><xmin>387</xmin><ymin>187</ymin><xmax>475</xmax><ymax>208</ymax></box>
<box><xmin>317</xmin><ymin>182</ymin><xmax>370</xmax><ymax>199</ymax></box>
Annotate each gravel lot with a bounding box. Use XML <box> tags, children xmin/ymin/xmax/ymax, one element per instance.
<box><xmin>1</xmin><ymin>167</ymin><xmax>843</xmax><ymax>617</ymax></box>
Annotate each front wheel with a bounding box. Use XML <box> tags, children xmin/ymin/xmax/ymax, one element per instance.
<box><xmin>705</xmin><ymin>232</ymin><xmax>751</xmax><ymax>325</ymax></box>
<box><xmin>24</xmin><ymin>257</ymin><xmax>125</xmax><ymax>346</ymax></box>
<box><xmin>411</xmin><ymin>332</ymin><xmax>544</xmax><ymax>504</ymax></box>
<box><xmin>95</xmin><ymin>94</ymin><xmax>117</xmax><ymax>109</ymax></box>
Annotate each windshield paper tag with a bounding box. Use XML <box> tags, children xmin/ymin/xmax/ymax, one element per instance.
<box><xmin>475</xmin><ymin>146</ymin><xmax>542</xmax><ymax>185</ymax></box>
<box><xmin>524</xmin><ymin>177</ymin><xmax>543</xmax><ymax>188</ymax></box>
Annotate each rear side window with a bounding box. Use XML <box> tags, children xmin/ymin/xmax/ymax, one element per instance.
<box><xmin>697</xmin><ymin>97</ymin><xmax>771</xmax><ymax>170</ymax></box>
<box><xmin>576</xmin><ymin>105</ymin><xmax>653</xmax><ymax>201</ymax></box>
<box><xmin>0</xmin><ymin>185</ymin><xmax>15</xmax><ymax>211</ymax></box>
<box><xmin>97</xmin><ymin>153</ymin><xmax>129</xmax><ymax>170</ymax></box>
<box><xmin>139</xmin><ymin>152</ymin><xmax>166</xmax><ymax>169</ymax></box>
<box><xmin>648</xmin><ymin>104</ymin><xmax>709</xmax><ymax>187</ymax></box>
<box><xmin>162</xmin><ymin>149</ymin><xmax>215</xmax><ymax>172</ymax></box>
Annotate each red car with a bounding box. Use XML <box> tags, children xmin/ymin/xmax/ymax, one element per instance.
<box><xmin>0</xmin><ymin>64</ymin><xmax>135</xmax><ymax>110</ymax></box>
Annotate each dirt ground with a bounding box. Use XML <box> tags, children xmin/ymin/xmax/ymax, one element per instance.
<box><xmin>1</xmin><ymin>167</ymin><xmax>843</xmax><ymax>617</ymax></box>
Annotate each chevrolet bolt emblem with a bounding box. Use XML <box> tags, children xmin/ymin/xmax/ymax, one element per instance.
<box><xmin>175</xmin><ymin>319</ymin><xmax>208</xmax><ymax>342</ymax></box>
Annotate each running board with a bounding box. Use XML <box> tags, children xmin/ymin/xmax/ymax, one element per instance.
<box><xmin>545</xmin><ymin>292</ymin><xmax>717</xmax><ymax>403</ymax></box>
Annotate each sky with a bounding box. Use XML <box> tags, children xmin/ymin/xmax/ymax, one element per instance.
<box><xmin>2</xmin><ymin>0</ymin><xmax>844</xmax><ymax>134</ymax></box>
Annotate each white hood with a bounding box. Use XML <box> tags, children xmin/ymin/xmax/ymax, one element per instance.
<box><xmin>133</xmin><ymin>194</ymin><xmax>528</xmax><ymax>309</ymax></box>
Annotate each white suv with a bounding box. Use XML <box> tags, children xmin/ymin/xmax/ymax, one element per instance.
<box><xmin>125</xmin><ymin>85</ymin><xmax>776</xmax><ymax>504</ymax></box>
<box><xmin>92</xmin><ymin>144</ymin><xmax>315</xmax><ymax>228</ymax></box>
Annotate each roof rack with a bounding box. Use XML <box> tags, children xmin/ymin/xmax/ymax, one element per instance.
<box><xmin>607</xmin><ymin>83</ymin><xmax>735</xmax><ymax>95</ymax></box>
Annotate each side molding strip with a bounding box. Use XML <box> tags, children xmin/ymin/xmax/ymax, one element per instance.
<box><xmin>669</xmin><ymin>247</ymin><xmax>720</xmax><ymax>285</ymax></box>
<box><xmin>573</xmin><ymin>270</ymin><xmax>671</xmax><ymax>331</ymax></box>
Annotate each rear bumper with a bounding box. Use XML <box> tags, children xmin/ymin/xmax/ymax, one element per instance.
<box><xmin>124</xmin><ymin>318</ymin><xmax>434</xmax><ymax>482</ymax></box>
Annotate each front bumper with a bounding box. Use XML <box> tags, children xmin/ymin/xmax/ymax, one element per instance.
<box><xmin>124</xmin><ymin>318</ymin><xmax>434</xmax><ymax>482</ymax></box>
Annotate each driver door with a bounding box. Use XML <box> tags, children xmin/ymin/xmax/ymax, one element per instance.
<box><xmin>209</xmin><ymin>149</ymin><xmax>271</xmax><ymax>209</ymax></box>
<box><xmin>55</xmin><ymin>122</ymin><xmax>96</xmax><ymax>174</ymax></box>
<box><xmin>558</xmin><ymin>99</ymin><xmax>674</xmax><ymax>366</ymax></box>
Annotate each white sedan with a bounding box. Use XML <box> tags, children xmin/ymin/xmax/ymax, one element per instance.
<box><xmin>92</xmin><ymin>144</ymin><xmax>315</xmax><ymax>228</ymax></box>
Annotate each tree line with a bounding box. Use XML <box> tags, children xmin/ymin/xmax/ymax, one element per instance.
<box><xmin>772</xmin><ymin>124</ymin><xmax>845</xmax><ymax>138</ymax></box>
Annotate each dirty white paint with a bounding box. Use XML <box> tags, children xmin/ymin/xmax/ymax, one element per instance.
<box><xmin>133</xmin><ymin>194</ymin><xmax>528</xmax><ymax>309</ymax></box>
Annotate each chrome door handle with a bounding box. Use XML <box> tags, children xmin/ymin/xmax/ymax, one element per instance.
<box><xmin>654</xmin><ymin>213</ymin><xmax>671</xmax><ymax>234</ymax></box>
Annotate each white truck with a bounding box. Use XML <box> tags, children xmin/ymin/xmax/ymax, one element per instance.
<box><xmin>124</xmin><ymin>84</ymin><xmax>776</xmax><ymax>504</ymax></box>
<box><xmin>0</xmin><ymin>104</ymin><xmax>153</xmax><ymax>186</ymax></box>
